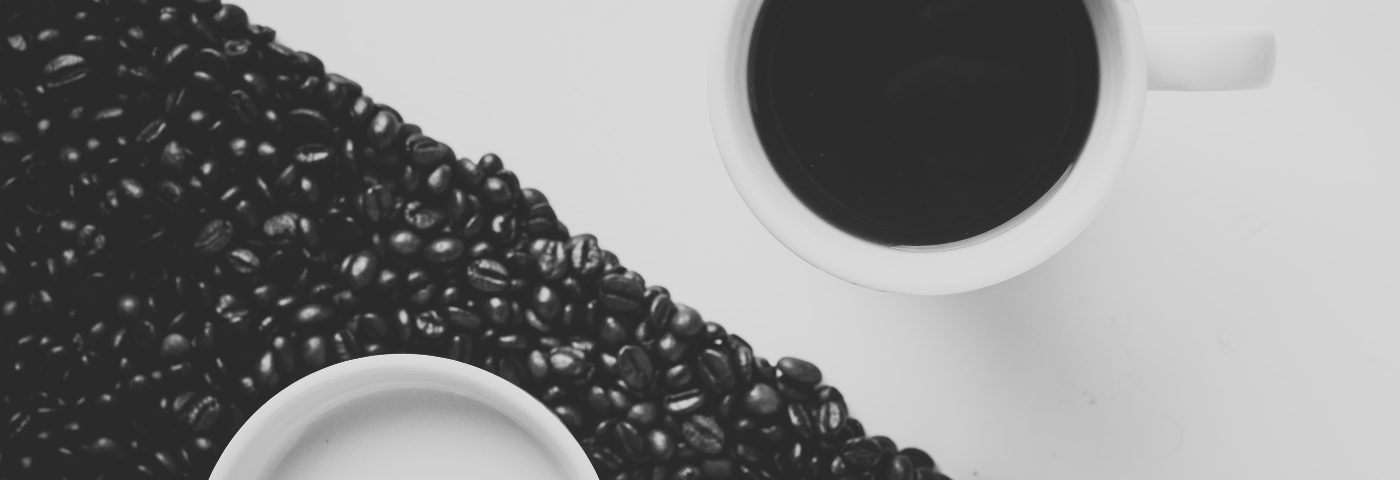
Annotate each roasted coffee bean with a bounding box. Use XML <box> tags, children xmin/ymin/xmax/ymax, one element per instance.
<box><xmin>607</xmin><ymin>388</ymin><xmax>633</xmax><ymax>412</ymax></box>
<box><xmin>388</xmin><ymin>229</ymin><xmax>424</xmax><ymax>256</ymax></box>
<box><xmin>731</xmin><ymin>416</ymin><xmax>758</xmax><ymax>439</ymax></box>
<box><xmin>817</xmin><ymin>385</ymin><xmax>845</xmax><ymax>403</ymax></box>
<box><xmin>301</xmin><ymin>335</ymin><xmax>328</xmax><ymax>372</ymax></box>
<box><xmin>161</xmin><ymin>333</ymin><xmax>193</xmax><ymax>361</ymax></box>
<box><xmin>549</xmin><ymin>346</ymin><xmax>586</xmax><ymax>377</ymax></box>
<box><xmin>588</xmin><ymin>445</ymin><xmax>624</xmax><ymax>472</ymax></box>
<box><xmin>89</xmin><ymin>437</ymin><xmax>126</xmax><ymax>462</ymax></box>
<box><xmin>871</xmin><ymin>436</ymin><xmax>899</xmax><ymax>455</ymax></box>
<box><xmin>441</xmin><ymin>333</ymin><xmax>472</xmax><ymax>363</ymax></box>
<box><xmin>729</xmin><ymin>338</ymin><xmax>756</xmax><ymax>388</ymax></box>
<box><xmin>884</xmin><ymin>454</ymin><xmax>916</xmax><ymax>480</ymax></box>
<box><xmin>172</xmin><ymin>392</ymin><xmax>222</xmax><ymax>433</ymax></box>
<box><xmin>700</xmin><ymin>458</ymin><xmax>733</xmax><ymax>479</ymax></box>
<box><xmin>696</xmin><ymin>348</ymin><xmax>736</xmax><ymax>393</ymax></box>
<box><xmin>613</xmin><ymin>421</ymin><xmax>646</xmax><ymax>460</ymax></box>
<box><xmin>617</xmin><ymin>345</ymin><xmax>655</xmax><ymax>391</ymax></box>
<box><xmin>663</xmin><ymin>389</ymin><xmax>705</xmax><ymax>416</ymax></box>
<box><xmin>673</xmin><ymin>464</ymin><xmax>702</xmax><ymax>480</ymax></box>
<box><xmin>777</xmin><ymin>357</ymin><xmax>822</xmax><ymax>385</ymax></box>
<box><xmin>263</xmin><ymin>211</ymin><xmax>301</xmax><ymax>246</ymax></box>
<box><xmin>423</xmin><ymin>237</ymin><xmax>464</xmax><ymax>263</ymax></box>
<box><xmin>408</xmin><ymin>136</ymin><xmax>454</xmax><ymax>166</ymax></box>
<box><xmin>526</xmin><ymin>350</ymin><xmax>550</xmax><ymax>379</ymax></box>
<box><xmin>337</xmin><ymin>250</ymin><xmax>379</xmax><ymax>290</ymax></box>
<box><xmin>530</xmin><ymin>238</ymin><xmax>567</xmax><ymax>280</ymax></box>
<box><xmin>816</xmin><ymin>397</ymin><xmax>849</xmax><ymax>438</ymax></box>
<box><xmin>599</xmin><ymin>272</ymin><xmax>644</xmax><ymax>312</ymax></box>
<box><xmin>0</xmin><ymin>3</ymin><xmax>941</xmax><ymax>477</ymax></box>
<box><xmin>775</xmin><ymin>379</ymin><xmax>814</xmax><ymax>403</ymax></box>
<box><xmin>753</xmin><ymin>356</ymin><xmax>777</xmax><ymax>382</ymax></box>
<box><xmin>787</xmin><ymin>402</ymin><xmax>814</xmax><ymax>439</ymax></box>
<box><xmin>366</xmin><ymin>109</ymin><xmax>400</xmax><ymax>149</ymax></box>
<box><xmin>294</xmin><ymin>303</ymin><xmax>334</xmax><ymax>329</ymax></box>
<box><xmin>329</xmin><ymin>330</ymin><xmax>359</xmax><ymax>363</ymax></box>
<box><xmin>495</xmin><ymin>356</ymin><xmax>527</xmax><ymax>388</ymax></box>
<box><xmin>495</xmin><ymin>333</ymin><xmax>527</xmax><ymax>350</ymax></box>
<box><xmin>359</xmin><ymin>185</ymin><xmax>398</xmax><ymax>223</ymax></box>
<box><xmin>598</xmin><ymin>315</ymin><xmax>629</xmax><ymax>346</ymax></box>
<box><xmin>481</xmin><ymin>176</ymin><xmax>512</xmax><ymax>206</ymax></box>
<box><xmin>665</xmin><ymin>364</ymin><xmax>694</xmax><ymax>391</ymax></box>
<box><xmin>568</xmin><ymin>234</ymin><xmax>603</xmax><ymax>277</ymax></box>
<box><xmin>624</xmin><ymin>402</ymin><xmax>658</xmax><ymax>427</ymax></box>
<box><xmin>848</xmin><ymin>418</ymin><xmax>867</xmax><ymax>439</ymax></box>
<box><xmin>899</xmin><ymin>448</ymin><xmax>937</xmax><ymax>470</ymax></box>
<box><xmin>681</xmin><ymin>414</ymin><xmax>725</xmax><ymax>455</ymax></box>
<box><xmin>42</xmin><ymin>54</ymin><xmax>91</xmax><ymax>91</ymax></box>
<box><xmin>744</xmin><ymin>383</ymin><xmax>782</xmax><ymax>417</ymax></box>
<box><xmin>466</xmin><ymin>258</ymin><xmax>509</xmax><ymax>293</ymax></box>
<box><xmin>645</xmin><ymin>428</ymin><xmax>675</xmax><ymax>461</ymax></box>
<box><xmin>841</xmin><ymin>438</ymin><xmax>888</xmax><ymax>470</ymax></box>
<box><xmin>193</xmin><ymin>218</ymin><xmax>236</xmax><ymax>254</ymax></box>
<box><xmin>669</xmin><ymin>304</ymin><xmax>704</xmax><ymax>337</ymax></box>
<box><xmin>552</xmin><ymin>404</ymin><xmax>584</xmax><ymax>432</ymax></box>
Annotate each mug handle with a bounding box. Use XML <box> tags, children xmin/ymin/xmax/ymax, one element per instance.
<box><xmin>1144</xmin><ymin>26</ymin><xmax>1276</xmax><ymax>91</ymax></box>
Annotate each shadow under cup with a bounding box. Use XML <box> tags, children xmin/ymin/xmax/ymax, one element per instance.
<box><xmin>748</xmin><ymin>0</ymin><xmax>1101</xmax><ymax>247</ymax></box>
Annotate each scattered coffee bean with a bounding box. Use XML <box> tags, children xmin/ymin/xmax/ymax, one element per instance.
<box><xmin>744</xmin><ymin>383</ymin><xmax>782</xmax><ymax>417</ymax></box>
<box><xmin>0</xmin><ymin>3</ymin><xmax>944</xmax><ymax>478</ymax></box>
<box><xmin>680</xmin><ymin>414</ymin><xmax>725</xmax><ymax>455</ymax></box>
<box><xmin>617</xmin><ymin>345</ymin><xmax>655</xmax><ymax>392</ymax></box>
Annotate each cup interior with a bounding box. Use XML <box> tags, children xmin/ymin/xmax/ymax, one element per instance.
<box><xmin>707</xmin><ymin>0</ymin><xmax>1146</xmax><ymax>294</ymax></box>
<box><xmin>210</xmin><ymin>354</ymin><xmax>598</xmax><ymax>480</ymax></box>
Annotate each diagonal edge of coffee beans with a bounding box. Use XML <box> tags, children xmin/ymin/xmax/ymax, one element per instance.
<box><xmin>0</xmin><ymin>2</ymin><xmax>953</xmax><ymax>480</ymax></box>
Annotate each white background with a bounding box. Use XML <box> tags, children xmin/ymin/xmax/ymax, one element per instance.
<box><xmin>237</xmin><ymin>0</ymin><xmax>1400</xmax><ymax>478</ymax></box>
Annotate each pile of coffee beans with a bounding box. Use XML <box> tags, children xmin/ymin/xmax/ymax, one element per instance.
<box><xmin>0</xmin><ymin>1</ymin><xmax>952</xmax><ymax>479</ymax></box>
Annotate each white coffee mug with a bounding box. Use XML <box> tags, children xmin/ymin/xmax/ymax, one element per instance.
<box><xmin>708</xmin><ymin>0</ymin><xmax>1276</xmax><ymax>295</ymax></box>
<box><xmin>211</xmin><ymin>355</ymin><xmax>597</xmax><ymax>480</ymax></box>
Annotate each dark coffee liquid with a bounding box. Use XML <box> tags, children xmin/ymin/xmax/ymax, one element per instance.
<box><xmin>750</xmin><ymin>0</ymin><xmax>1100</xmax><ymax>246</ymax></box>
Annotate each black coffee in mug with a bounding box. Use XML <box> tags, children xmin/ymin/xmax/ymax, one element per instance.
<box><xmin>750</xmin><ymin>0</ymin><xmax>1100</xmax><ymax>246</ymax></box>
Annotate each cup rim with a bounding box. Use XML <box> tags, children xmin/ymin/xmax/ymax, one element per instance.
<box><xmin>707</xmin><ymin>0</ymin><xmax>1149</xmax><ymax>295</ymax></box>
<box><xmin>209</xmin><ymin>354</ymin><xmax>599</xmax><ymax>480</ymax></box>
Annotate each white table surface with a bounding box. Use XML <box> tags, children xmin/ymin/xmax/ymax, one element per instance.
<box><xmin>238</xmin><ymin>0</ymin><xmax>1400</xmax><ymax>478</ymax></box>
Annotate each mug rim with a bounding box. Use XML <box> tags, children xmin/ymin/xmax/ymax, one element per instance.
<box><xmin>707</xmin><ymin>0</ymin><xmax>1149</xmax><ymax>295</ymax></box>
<box><xmin>209</xmin><ymin>354</ymin><xmax>599</xmax><ymax>480</ymax></box>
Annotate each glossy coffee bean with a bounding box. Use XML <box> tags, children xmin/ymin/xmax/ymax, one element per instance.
<box><xmin>294</xmin><ymin>303</ymin><xmax>334</xmax><ymax>329</ymax></box>
<box><xmin>883</xmin><ymin>454</ymin><xmax>916</xmax><ymax>480</ymax></box>
<box><xmin>817</xmin><ymin>397</ymin><xmax>849</xmax><ymax>438</ymax></box>
<box><xmin>665</xmin><ymin>364</ymin><xmax>694</xmax><ymax>391</ymax></box>
<box><xmin>466</xmin><ymin>259</ymin><xmax>510</xmax><ymax>293</ymax></box>
<box><xmin>568</xmin><ymin>234</ymin><xmax>603</xmax><ymax>277</ymax></box>
<box><xmin>841</xmin><ymin>438</ymin><xmax>888</xmax><ymax>469</ymax></box>
<box><xmin>423</xmin><ymin>237</ymin><xmax>464</xmax><ymax>263</ymax></box>
<box><xmin>0</xmin><ymin>4</ymin><xmax>940</xmax><ymax>477</ymax></box>
<box><xmin>599</xmin><ymin>273</ymin><xmax>644</xmax><ymax>312</ymax></box>
<box><xmin>696</xmin><ymin>348</ymin><xmax>736</xmax><ymax>393</ymax></box>
<box><xmin>787</xmin><ymin>402</ymin><xmax>814</xmax><ymax>439</ymax></box>
<box><xmin>617</xmin><ymin>346</ymin><xmax>655</xmax><ymax>391</ymax></box>
<box><xmin>194</xmin><ymin>219</ymin><xmax>234</xmax><ymax>254</ymax></box>
<box><xmin>549</xmin><ymin>347</ymin><xmax>587</xmax><ymax>377</ymax></box>
<box><xmin>675</xmin><ymin>416</ymin><xmax>724</xmax><ymax>459</ymax></box>
<box><xmin>172</xmin><ymin>392</ymin><xmax>222</xmax><ymax>432</ymax></box>
<box><xmin>900</xmin><ymin>448</ymin><xmax>937</xmax><ymax>470</ymax></box>
<box><xmin>744</xmin><ymin>383</ymin><xmax>782</xmax><ymax>417</ymax></box>
<box><xmin>663</xmin><ymin>389</ymin><xmax>706</xmax><ymax>416</ymax></box>
<box><xmin>777</xmin><ymin>357</ymin><xmax>822</xmax><ymax>385</ymax></box>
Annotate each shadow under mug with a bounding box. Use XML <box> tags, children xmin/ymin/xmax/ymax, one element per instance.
<box><xmin>708</xmin><ymin>0</ymin><xmax>1276</xmax><ymax>296</ymax></box>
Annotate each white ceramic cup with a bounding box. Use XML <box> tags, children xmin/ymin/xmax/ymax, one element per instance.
<box><xmin>210</xmin><ymin>354</ymin><xmax>598</xmax><ymax>480</ymax></box>
<box><xmin>708</xmin><ymin>0</ymin><xmax>1276</xmax><ymax>295</ymax></box>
